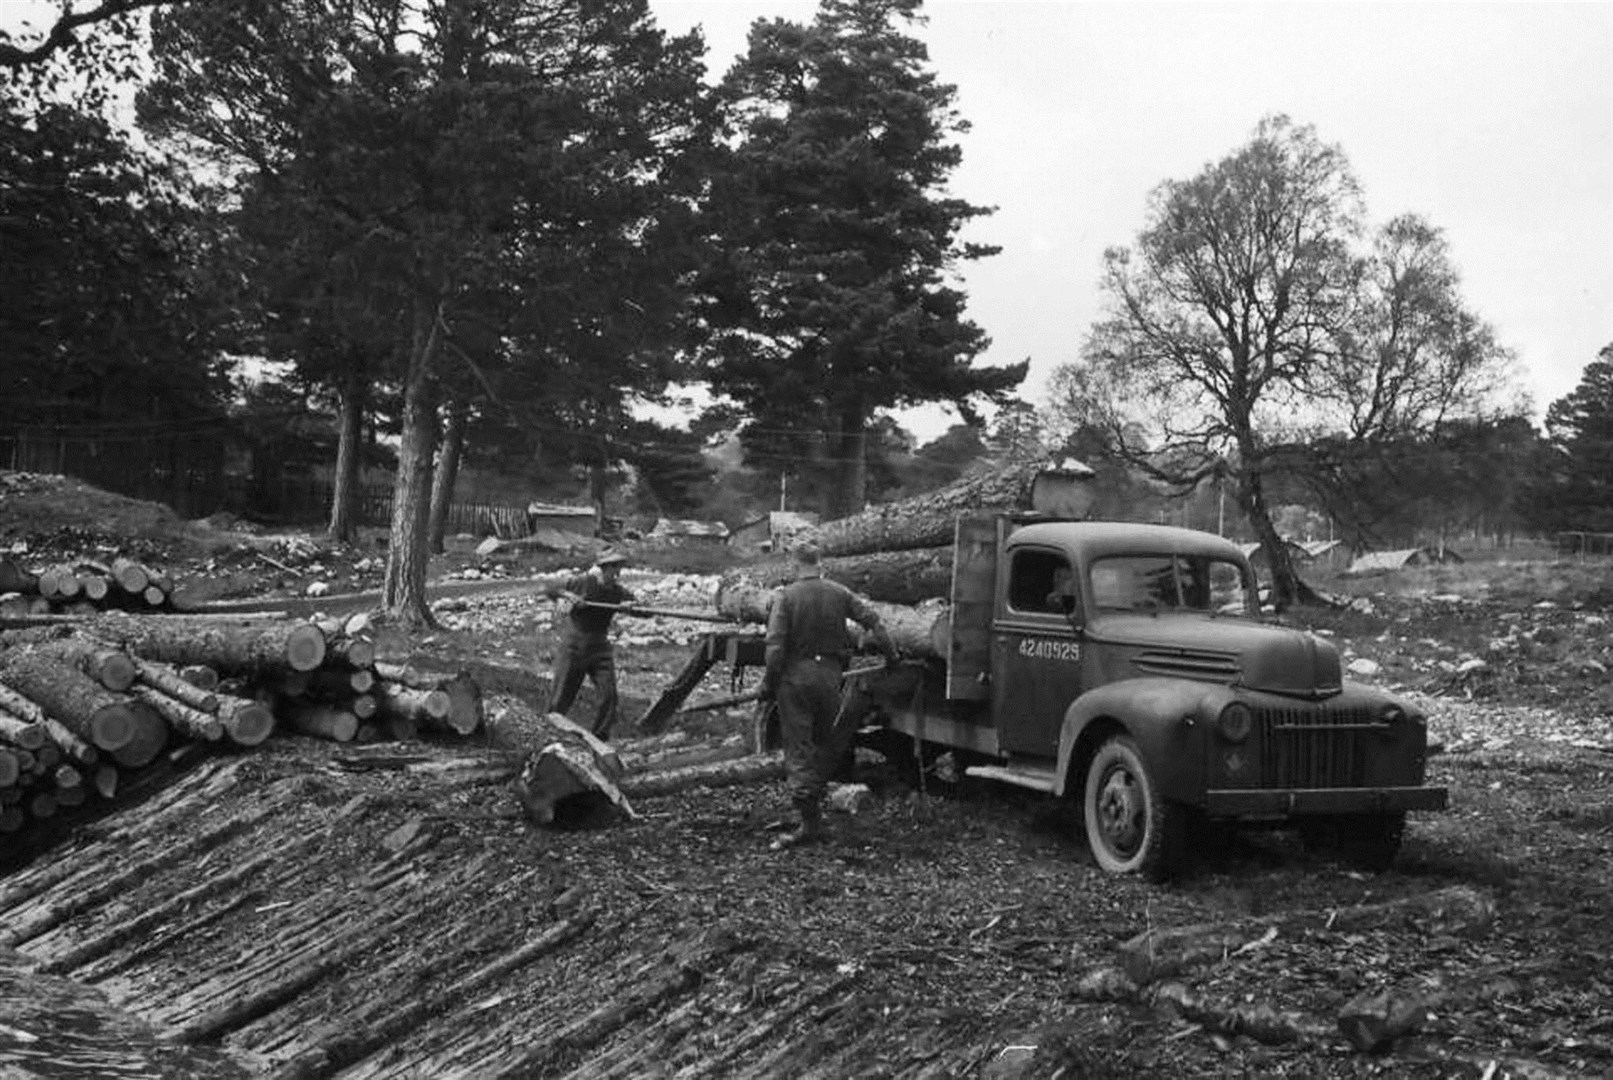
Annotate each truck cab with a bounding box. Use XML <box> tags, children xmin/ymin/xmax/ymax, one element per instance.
<box><xmin>865</xmin><ymin>516</ymin><xmax>1446</xmax><ymax>880</ymax></box>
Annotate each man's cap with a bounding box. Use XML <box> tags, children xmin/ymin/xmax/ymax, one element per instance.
<box><xmin>791</xmin><ymin>540</ymin><xmax>821</xmax><ymax>565</ymax></box>
<box><xmin>597</xmin><ymin>550</ymin><xmax>629</xmax><ymax>567</ymax></box>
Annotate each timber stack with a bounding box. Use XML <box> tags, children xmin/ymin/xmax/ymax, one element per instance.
<box><xmin>0</xmin><ymin>610</ymin><xmax>485</xmax><ymax>841</ymax></box>
<box><xmin>713</xmin><ymin>456</ymin><xmax>1096</xmax><ymax>657</ymax></box>
<box><xmin>0</xmin><ymin>556</ymin><xmax>179</xmax><ymax>616</ymax></box>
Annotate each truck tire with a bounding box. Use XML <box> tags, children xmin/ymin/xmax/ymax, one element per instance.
<box><xmin>1083</xmin><ymin>734</ymin><xmax>1182</xmax><ymax>881</ymax></box>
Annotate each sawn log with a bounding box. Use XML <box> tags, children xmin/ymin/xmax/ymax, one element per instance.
<box><xmin>89</xmin><ymin>613</ymin><xmax>328</xmax><ymax>675</ymax></box>
<box><xmin>0</xmin><ymin>648</ymin><xmax>138</xmax><ymax>753</ymax></box>
<box><xmin>712</xmin><ymin>582</ymin><xmax>948</xmax><ymax>659</ymax></box>
<box><xmin>721</xmin><ymin>545</ymin><xmax>954</xmax><ymax>606</ymax></box>
<box><xmin>808</xmin><ymin>456</ymin><xmax>1094</xmax><ymax>557</ymax></box>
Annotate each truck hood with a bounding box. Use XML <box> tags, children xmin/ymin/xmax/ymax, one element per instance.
<box><xmin>1089</xmin><ymin>613</ymin><xmax>1343</xmax><ymax>698</ymax></box>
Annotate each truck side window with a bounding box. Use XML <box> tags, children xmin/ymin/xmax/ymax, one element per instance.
<box><xmin>1008</xmin><ymin>549</ymin><xmax>1073</xmax><ymax>615</ymax></box>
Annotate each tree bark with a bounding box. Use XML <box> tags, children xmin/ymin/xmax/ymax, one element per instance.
<box><xmin>1237</xmin><ymin>450</ymin><xmax>1309</xmax><ymax>610</ymax></box>
<box><xmin>712</xmin><ymin>582</ymin><xmax>946</xmax><ymax>659</ymax></box>
<box><xmin>285</xmin><ymin>702</ymin><xmax>359</xmax><ymax>743</ymax></box>
<box><xmin>374</xmin><ymin>681</ymin><xmax>451</xmax><ymax>726</ymax></box>
<box><xmin>0</xmin><ymin>710</ymin><xmax>46</xmax><ymax>750</ymax></box>
<box><xmin>129</xmin><ymin>685</ymin><xmax>223</xmax><ymax>742</ymax></box>
<box><xmin>40</xmin><ymin>638</ymin><xmax>137</xmax><ymax>692</ymax></box>
<box><xmin>722</xmin><ymin>545</ymin><xmax>955</xmax><ymax>606</ymax></box>
<box><xmin>91</xmin><ymin>614</ymin><xmax>328</xmax><ymax>675</ymax></box>
<box><xmin>619</xmin><ymin>751</ymin><xmax>786</xmax><ymax>799</ymax></box>
<box><xmin>328</xmin><ymin>361</ymin><xmax>366</xmax><ymax>544</ymax></box>
<box><xmin>133</xmin><ymin>658</ymin><xmax>218</xmax><ymax>713</ymax></box>
<box><xmin>428</xmin><ymin>400</ymin><xmax>467</xmax><ymax>555</ymax></box>
<box><xmin>828</xmin><ymin>415</ymin><xmax>868</xmax><ymax>520</ymax></box>
<box><xmin>0</xmin><ymin>650</ymin><xmax>137</xmax><ymax>753</ymax></box>
<box><xmin>382</xmin><ymin>291</ymin><xmax>443</xmax><ymax>627</ymax></box>
<box><xmin>810</xmin><ymin>457</ymin><xmax>1094</xmax><ymax>557</ymax></box>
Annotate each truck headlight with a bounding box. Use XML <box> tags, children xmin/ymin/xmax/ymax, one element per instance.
<box><xmin>1217</xmin><ymin>703</ymin><xmax>1253</xmax><ymax>743</ymax></box>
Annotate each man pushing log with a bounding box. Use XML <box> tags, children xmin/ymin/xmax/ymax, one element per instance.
<box><xmin>760</xmin><ymin>541</ymin><xmax>897</xmax><ymax>851</ymax></box>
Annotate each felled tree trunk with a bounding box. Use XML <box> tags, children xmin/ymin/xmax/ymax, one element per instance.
<box><xmin>130</xmin><ymin>685</ymin><xmax>223</xmax><ymax>742</ymax></box>
<box><xmin>620</xmin><ymin>752</ymin><xmax>786</xmax><ymax>799</ymax></box>
<box><xmin>713</xmin><ymin>582</ymin><xmax>948</xmax><ymax>660</ymax></box>
<box><xmin>722</xmin><ymin>546</ymin><xmax>955</xmax><ymax>607</ymax></box>
<box><xmin>809</xmin><ymin>457</ymin><xmax>1095</xmax><ymax>557</ymax></box>
<box><xmin>109</xmin><ymin>702</ymin><xmax>169</xmax><ymax>768</ymax></box>
<box><xmin>0</xmin><ymin>649</ymin><xmax>138</xmax><ymax>753</ymax></box>
<box><xmin>90</xmin><ymin>614</ymin><xmax>327</xmax><ymax>675</ymax></box>
<box><xmin>40</xmin><ymin>639</ymin><xmax>137</xmax><ymax>692</ymax></box>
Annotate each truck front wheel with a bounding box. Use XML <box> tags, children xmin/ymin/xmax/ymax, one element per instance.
<box><xmin>1083</xmin><ymin>735</ymin><xmax>1183</xmax><ymax>881</ymax></box>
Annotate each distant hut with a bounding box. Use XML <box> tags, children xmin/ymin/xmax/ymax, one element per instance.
<box><xmin>647</xmin><ymin>518</ymin><xmax>731</xmax><ymax>547</ymax></box>
<box><xmin>1346</xmin><ymin>547</ymin><xmax>1465</xmax><ymax>574</ymax></box>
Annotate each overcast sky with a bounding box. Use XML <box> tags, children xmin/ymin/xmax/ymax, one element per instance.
<box><xmin>650</xmin><ymin>0</ymin><xmax>1613</xmax><ymax>439</ymax></box>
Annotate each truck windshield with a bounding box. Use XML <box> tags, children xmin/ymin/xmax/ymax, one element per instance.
<box><xmin>1089</xmin><ymin>555</ymin><xmax>1253</xmax><ymax>614</ymax></box>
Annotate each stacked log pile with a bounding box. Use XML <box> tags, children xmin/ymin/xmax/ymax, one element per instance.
<box><xmin>0</xmin><ymin>557</ymin><xmax>179</xmax><ymax>616</ymax></box>
<box><xmin>0</xmin><ymin>612</ymin><xmax>485</xmax><ymax>840</ymax></box>
<box><xmin>714</xmin><ymin>457</ymin><xmax>1095</xmax><ymax>657</ymax></box>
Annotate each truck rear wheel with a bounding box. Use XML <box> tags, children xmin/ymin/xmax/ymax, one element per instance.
<box><xmin>1083</xmin><ymin>735</ymin><xmax>1182</xmax><ymax>881</ymax></box>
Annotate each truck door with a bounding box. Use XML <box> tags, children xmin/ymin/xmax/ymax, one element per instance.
<box><xmin>993</xmin><ymin>546</ymin><xmax>1084</xmax><ymax>758</ymax></box>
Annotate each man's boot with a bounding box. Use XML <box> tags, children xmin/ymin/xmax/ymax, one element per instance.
<box><xmin>771</xmin><ymin>797</ymin><xmax>823</xmax><ymax>850</ymax></box>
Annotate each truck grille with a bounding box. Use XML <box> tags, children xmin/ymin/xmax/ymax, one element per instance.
<box><xmin>1257</xmin><ymin>703</ymin><xmax>1380</xmax><ymax>788</ymax></box>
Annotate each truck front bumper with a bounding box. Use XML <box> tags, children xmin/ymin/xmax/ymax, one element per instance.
<box><xmin>1204</xmin><ymin>785</ymin><xmax>1448</xmax><ymax>818</ymax></box>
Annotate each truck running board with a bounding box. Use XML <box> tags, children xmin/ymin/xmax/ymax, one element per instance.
<box><xmin>963</xmin><ymin>764</ymin><xmax>1058</xmax><ymax>794</ymax></box>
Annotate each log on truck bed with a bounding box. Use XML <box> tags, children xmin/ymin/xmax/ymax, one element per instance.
<box><xmin>808</xmin><ymin>457</ymin><xmax>1094</xmax><ymax>558</ymax></box>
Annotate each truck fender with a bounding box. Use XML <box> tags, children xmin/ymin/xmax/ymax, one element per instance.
<box><xmin>1053</xmin><ymin>678</ymin><xmax>1229</xmax><ymax>802</ymax></box>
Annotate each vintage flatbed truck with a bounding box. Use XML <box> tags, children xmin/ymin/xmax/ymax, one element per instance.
<box><xmin>646</xmin><ymin>513</ymin><xmax>1447</xmax><ymax>880</ymax></box>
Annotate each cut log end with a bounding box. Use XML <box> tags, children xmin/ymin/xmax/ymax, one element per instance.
<box><xmin>222</xmin><ymin>700</ymin><xmax>277</xmax><ymax>747</ymax></box>
<box><xmin>287</xmin><ymin>624</ymin><xmax>329</xmax><ymax>672</ymax></box>
<box><xmin>89</xmin><ymin>702</ymin><xmax>139</xmax><ymax>753</ymax></box>
<box><xmin>109</xmin><ymin>703</ymin><xmax>170</xmax><ymax>768</ymax></box>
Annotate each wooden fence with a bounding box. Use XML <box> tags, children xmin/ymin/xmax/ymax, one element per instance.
<box><xmin>290</xmin><ymin>479</ymin><xmax>535</xmax><ymax>539</ymax></box>
<box><xmin>1555</xmin><ymin>532</ymin><xmax>1613</xmax><ymax>556</ymax></box>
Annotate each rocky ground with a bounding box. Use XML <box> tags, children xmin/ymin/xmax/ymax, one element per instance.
<box><xmin>2</xmin><ymin>473</ymin><xmax>1612</xmax><ymax>1078</ymax></box>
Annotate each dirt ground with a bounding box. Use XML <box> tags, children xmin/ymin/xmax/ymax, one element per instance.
<box><xmin>3</xmin><ymin>473</ymin><xmax>1612</xmax><ymax>1078</ymax></box>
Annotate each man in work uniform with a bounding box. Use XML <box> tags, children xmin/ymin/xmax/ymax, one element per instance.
<box><xmin>761</xmin><ymin>541</ymin><xmax>897</xmax><ymax>850</ymax></box>
<box><xmin>545</xmin><ymin>550</ymin><xmax>635</xmax><ymax>738</ymax></box>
